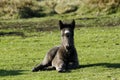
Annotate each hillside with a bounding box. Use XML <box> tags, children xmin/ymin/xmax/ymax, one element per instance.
<box><xmin>0</xmin><ymin>0</ymin><xmax>120</xmax><ymax>19</ymax></box>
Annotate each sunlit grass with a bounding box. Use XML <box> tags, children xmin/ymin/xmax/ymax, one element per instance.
<box><xmin>0</xmin><ymin>26</ymin><xmax>120</xmax><ymax>80</ymax></box>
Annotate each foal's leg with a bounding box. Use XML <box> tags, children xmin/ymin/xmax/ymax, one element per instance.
<box><xmin>67</xmin><ymin>49</ymin><xmax>79</xmax><ymax>69</ymax></box>
<box><xmin>52</xmin><ymin>52</ymin><xmax>66</xmax><ymax>72</ymax></box>
<box><xmin>52</xmin><ymin>59</ymin><xmax>66</xmax><ymax>72</ymax></box>
<box><xmin>32</xmin><ymin>46</ymin><xmax>59</xmax><ymax>72</ymax></box>
<box><xmin>67</xmin><ymin>61</ymin><xmax>79</xmax><ymax>69</ymax></box>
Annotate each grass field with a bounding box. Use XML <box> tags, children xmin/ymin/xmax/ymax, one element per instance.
<box><xmin>0</xmin><ymin>0</ymin><xmax>120</xmax><ymax>79</ymax></box>
<box><xmin>0</xmin><ymin>19</ymin><xmax>120</xmax><ymax>80</ymax></box>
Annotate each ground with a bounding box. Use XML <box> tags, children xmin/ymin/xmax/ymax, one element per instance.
<box><xmin>0</xmin><ymin>12</ymin><xmax>120</xmax><ymax>80</ymax></box>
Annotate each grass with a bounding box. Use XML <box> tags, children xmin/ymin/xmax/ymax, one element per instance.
<box><xmin>0</xmin><ymin>25</ymin><xmax>120</xmax><ymax>80</ymax></box>
<box><xmin>0</xmin><ymin>10</ymin><xmax>120</xmax><ymax>79</ymax></box>
<box><xmin>0</xmin><ymin>0</ymin><xmax>120</xmax><ymax>19</ymax></box>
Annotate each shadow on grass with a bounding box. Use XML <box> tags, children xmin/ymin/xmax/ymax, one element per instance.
<box><xmin>0</xmin><ymin>69</ymin><xmax>27</xmax><ymax>76</ymax></box>
<box><xmin>80</xmin><ymin>63</ymin><xmax>120</xmax><ymax>68</ymax></box>
<box><xmin>31</xmin><ymin>63</ymin><xmax>120</xmax><ymax>73</ymax></box>
<box><xmin>0</xmin><ymin>31</ymin><xmax>25</xmax><ymax>37</ymax></box>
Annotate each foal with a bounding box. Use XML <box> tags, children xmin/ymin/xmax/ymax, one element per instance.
<box><xmin>32</xmin><ymin>20</ymin><xmax>79</xmax><ymax>72</ymax></box>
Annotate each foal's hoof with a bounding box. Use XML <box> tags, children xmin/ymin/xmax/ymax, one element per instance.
<box><xmin>32</xmin><ymin>68</ymin><xmax>39</xmax><ymax>72</ymax></box>
<box><xmin>58</xmin><ymin>70</ymin><xmax>66</xmax><ymax>73</ymax></box>
<box><xmin>57</xmin><ymin>68</ymin><xmax>66</xmax><ymax>73</ymax></box>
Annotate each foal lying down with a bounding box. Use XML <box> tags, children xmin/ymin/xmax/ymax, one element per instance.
<box><xmin>32</xmin><ymin>20</ymin><xmax>79</xmax><ymax>72</ymax></box>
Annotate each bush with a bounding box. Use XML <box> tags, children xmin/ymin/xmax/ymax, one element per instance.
<box><xmin>18</xmin><ymin>0</ymin><xmax>45</xmax><ymax>18</ymax></box>
<box><xmin>78</xmin><ymin>0</ymin><xmax>120</xmax><ymax>15</ymax></box>
<box><xmin>0</xmin><ymin>0</ymin><xmax>44</xmax><ymax>19</ymax></box>
<box><xmin>0</xmin><ymin>0</ymin><xmax>120</xmax><ymax>19</ymax></box>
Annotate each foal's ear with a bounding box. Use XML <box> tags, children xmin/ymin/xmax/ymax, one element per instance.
<box><xmin>71</xmin><ymin>19</ymin><xmax>75</xmax><ymax>29</ymax></box>
<box><xmin>59</xmin><ymin>20</ymin><xmax>64</xmax><ymax>30</ymax></box>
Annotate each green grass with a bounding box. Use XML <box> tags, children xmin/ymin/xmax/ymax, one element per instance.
<box><xmin>0</xmin><ymin>25</ymin><xmax>120</xmax><ymax>80</ymax></box>
<box><xmin>0</xmin><ymin>12</ymin><xmax>120</xmax><ymax>80</ymax></box>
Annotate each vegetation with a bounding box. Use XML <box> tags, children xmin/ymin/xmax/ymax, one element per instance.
<box><xmin>0</xmin><ymin>0</ymin><xmax>44</xmax><ymax>19</ymax></box>
<box><xmin>0</xmin><ymin>0</ymin><xmax>120</xmax><ymax>19</ymax></box>
<box><xmin>0</xmin><ymin>25</ymin><xmax>120</xmax><ymax>80</ymax></box>
<box><xmin>0</xmin><ymin>14</ymin><xmax>120</xmax><ymax>80</ymax></box>
<box><xmin>0</xmin><ymin>0</ymin><xmax>120</xmax><ymax>80</ymax></box>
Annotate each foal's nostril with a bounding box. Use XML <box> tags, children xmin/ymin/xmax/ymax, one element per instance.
<box><xmin>66</xmin><ymin>46</ymin><xmax>71</xmax><ymax>50</ymax></box>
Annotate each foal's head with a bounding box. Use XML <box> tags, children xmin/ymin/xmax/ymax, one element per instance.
<box><xmin>59</xmin><ymin>20</ymin><xmax>75</xmax><ymax>51</ymax></box>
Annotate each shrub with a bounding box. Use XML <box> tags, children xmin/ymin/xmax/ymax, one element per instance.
<box><xmin>0</xmin><ymin>0</ymin><xmax>120</xmax><ymax>19</ymax></box>
<box><xmin>0</xmin><ymin>0</ymin><xmax>44</xmax><ymax>19</ymax></box>
<box><xmin>78</xmin><ymin>0</ymin><xmax>120</xmax><ymax>15</ymax></box>
<box><xmin>18</xmin><ymin>0</ymin><xmax>45</xmax><ymax>18</ymax></box>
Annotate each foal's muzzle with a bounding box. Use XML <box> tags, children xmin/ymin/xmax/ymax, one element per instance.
<box><xmin>66</xmin><ymin>45</ymin><xmax>72</xmax><ymax>50</ymax></box>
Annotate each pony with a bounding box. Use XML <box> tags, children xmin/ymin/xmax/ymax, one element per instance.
<box><xmin>32</xmin><ymin>20</ymin><xmax>79</xmax><ymax>72</ymax></box>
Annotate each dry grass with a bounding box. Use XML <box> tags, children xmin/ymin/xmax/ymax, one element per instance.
<box><xmin>0</xmin><ymin>0</ymin><xmax>120</xmax><ymax>19</ymax></box>
<box><xmin>78</xmin><ymin>0</ymin><xmax>120</xmax><ymax>15</ymax></box>
<box><xmin>0</xmin><ymin>0</ymin><xmax>42</xmax><ymax>19</ymax></box>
